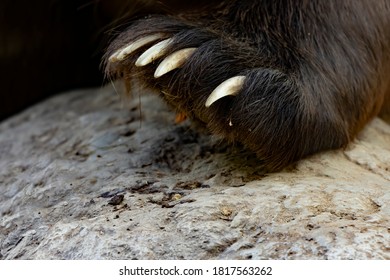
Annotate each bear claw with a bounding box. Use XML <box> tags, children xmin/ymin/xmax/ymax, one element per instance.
<box><xmin>154</xmin><ymin>48</ymin><xmax>197</xmax><ymax>78</ymax></box>
<box><xmin>135</xmin><ymin>38</ymin><xmax>173</xmax><ymax>67</ymax></box>
<box><xmin>205</xmin><ymin>76</ymin><xmax>246</xmax><ymax>107</ymax></box>
<box><xmin>109</xmin><ymin>34</ymin><xmax>165</xmax><ymax>63</ymax></box>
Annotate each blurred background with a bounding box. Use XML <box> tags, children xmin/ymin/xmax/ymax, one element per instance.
<box><xmin>0</xmin><ymin>0</ymin><xmax>215</xmax><ymax>121</ymax></box>
<box><xmin>0</xmin><ymin>0</ymin><xmax>155</xmax><ymax>120</ymax></box>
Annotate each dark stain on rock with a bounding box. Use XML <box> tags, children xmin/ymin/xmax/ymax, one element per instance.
<box><xmin>108</xmin><ymin>194</ymin><xmax>124</xmax><ymax>206</ymax></box>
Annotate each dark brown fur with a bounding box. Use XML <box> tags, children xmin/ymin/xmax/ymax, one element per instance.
<box><xmin>105</xmin><ymin>0</ymin><xmax>390</xmax><ymax>170</ymax></box>
<box><xmin>1</xmin><ymin>0</ymin><xmax>390</xmax><ymax>171</ymax></box>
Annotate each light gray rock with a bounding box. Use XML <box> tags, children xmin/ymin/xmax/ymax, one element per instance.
<box><xmin>0</xmin><ymin>85</ymin><xmax>389</xmax><ymax>260</ymax></box>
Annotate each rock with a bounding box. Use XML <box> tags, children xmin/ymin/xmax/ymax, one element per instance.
<box><xmin>0</xmin><ymin>85</ymin><xmax>389</xmax><ymax>260</ymax></box>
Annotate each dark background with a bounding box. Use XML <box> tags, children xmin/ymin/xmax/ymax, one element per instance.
<box><xmin>0</xmin><ymin>0</ymin><xmax>154</xmax><ymax>121</ymax></box>
<box><xmin>0</xmin><ymin>0</ymin><xmax>212</xmax><ymax>120</ymax></box>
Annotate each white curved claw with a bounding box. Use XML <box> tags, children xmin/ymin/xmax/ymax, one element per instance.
<box><xmin>108</xmin><ymin>34</ymin><xmax>165</xmax><ymax>63</ymax></box>
<box><xmin>205</xmin><ymin>76</ymin><xmax>246</xmax><ymax>107</ymax></box>
<box><xmin>154</xmin><ymin>48</ymin><xmax>197</xmax><ymax>78</ymax></box>
<box><xmin>135</xmin><ymin>38</ymin><xmax>173</xmax><ymax>67</ymax></box>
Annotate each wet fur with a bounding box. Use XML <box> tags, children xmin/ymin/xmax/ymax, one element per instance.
<box><xmin>105</xmin><ymin>0</ymin><xmax>390</xmax><ymax>170</ymax></box>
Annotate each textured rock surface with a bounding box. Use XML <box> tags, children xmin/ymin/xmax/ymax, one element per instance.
<box><xmin>0</xmin><ymin>85</ymin><xmax>389</xmax><ymax>260</ymax></box>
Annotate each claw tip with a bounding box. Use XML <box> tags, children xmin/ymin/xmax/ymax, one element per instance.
<box><xmin>205</xmin><ymin>76</ymin><xmax>246</xmax><ymax>107</ymax></box>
